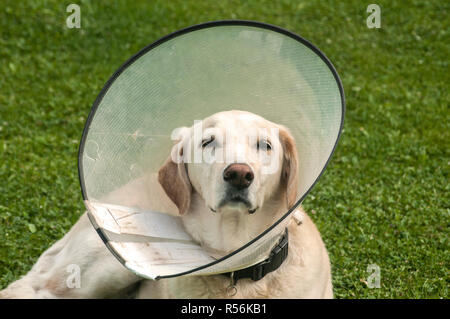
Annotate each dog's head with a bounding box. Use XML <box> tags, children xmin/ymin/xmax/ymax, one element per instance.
<box><xmin>158</xmin><ymin>110</ymin><xmax>299</xmax><ymax>251</ymax></box>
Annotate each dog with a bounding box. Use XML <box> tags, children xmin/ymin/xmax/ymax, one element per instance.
<box><xmin>0</xmin><ymin>110</ymin><xmax>333</xmax><ymax>298</ymax></box>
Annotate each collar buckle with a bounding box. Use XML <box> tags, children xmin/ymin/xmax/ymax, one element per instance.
<box><xmin>224</xmin><ymin>228</ymin><xmax>289</xmax><ymax>283</ymax></box>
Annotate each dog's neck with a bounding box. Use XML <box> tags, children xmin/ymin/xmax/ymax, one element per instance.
<box><xmin>181</xmin><ymin>190</ymin><xmax>287</xmax><ymax>258</ymax></box>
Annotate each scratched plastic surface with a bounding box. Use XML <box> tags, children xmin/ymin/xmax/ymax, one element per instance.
<box><xmin>79</xmin><ymin>24</ymin><xmax>344</xmax><ymax>279</ymax></box>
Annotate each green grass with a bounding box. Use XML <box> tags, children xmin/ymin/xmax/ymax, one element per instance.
<box><xmin>0</xmin><ymin>0</ymin><xmax>448</xmax><ymax>298</ymax></box>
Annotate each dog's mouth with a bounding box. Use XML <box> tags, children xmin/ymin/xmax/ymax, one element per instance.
<box><xmin>210</xmin><ymin>192</ymin><xmax>258</xmax><ymax>214</ymax></box>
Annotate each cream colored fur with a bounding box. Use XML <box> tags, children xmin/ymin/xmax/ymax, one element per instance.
<box><xmin>0</xmin><ymin>110</ymin><xmax>332</xmax><ymax>299</ymax></box>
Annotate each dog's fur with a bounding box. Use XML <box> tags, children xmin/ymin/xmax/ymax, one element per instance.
<box><xmin>0</xmin><ymin>110</ymin><xmax>332</xmax><ymax>298</ymax></box>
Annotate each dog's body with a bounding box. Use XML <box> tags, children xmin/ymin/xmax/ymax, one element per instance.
<box><xmin>0</xmin><ymin>110</ymin><xmax>333</xmax><ymax>298</ymax></box>
<box><xmin>138</xmin><ymin>211</ymin><xmax>332</xmax><ymax>298</ymax></box>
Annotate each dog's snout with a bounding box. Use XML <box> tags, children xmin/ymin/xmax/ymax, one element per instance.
<box><xmin>223</xmin><ymin>164</ymin><xmax>254</xmax><ymax>189</ymax></box>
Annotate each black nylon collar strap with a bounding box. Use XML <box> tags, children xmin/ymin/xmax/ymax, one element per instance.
<box><xmin>223</xmin><ymin>228</ymin><xmax>289</xmax><ymax>283</ymax></box>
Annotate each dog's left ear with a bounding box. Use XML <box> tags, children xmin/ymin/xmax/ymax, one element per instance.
<box><xmin>279</xmin><ymin>126</ymin><xmax>299</xmax><ymax>209</ymax></box>
<box><xmin>158</xmin><ymin>151</ymin><xmax>192</xmax><ymax>215</ymax></box>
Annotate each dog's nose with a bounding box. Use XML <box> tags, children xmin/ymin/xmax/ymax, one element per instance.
<box><xmin>223</xmin><ymin>164</ymin><xmax>254</xmax><ymax>190</ymax></box>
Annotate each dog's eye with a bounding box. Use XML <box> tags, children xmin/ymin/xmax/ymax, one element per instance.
<box><xmin>257</xmin><ymin>139</ymin><xmax>272</xmax><ymax>151</ymax></box>
<box><xmin>201</xmin><ymin>136</ymin><xmax>215</xmax><ymax>148</ymax></box>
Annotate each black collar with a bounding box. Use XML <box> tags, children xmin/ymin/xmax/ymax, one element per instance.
<box><xmin>223</xmin><ymin>228</ymin><xmax>289</xmax><ymax>283</ymax></box>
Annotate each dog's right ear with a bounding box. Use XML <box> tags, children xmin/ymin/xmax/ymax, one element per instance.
<box><xmin>158</xmin><ymin>155</ymin><xmax>192</xmax><ymax>215</ymax></box>
<box><xmin>158</xmin><ymin>128</ymin><xmax>192</xmax><ymax>215</ymax></box>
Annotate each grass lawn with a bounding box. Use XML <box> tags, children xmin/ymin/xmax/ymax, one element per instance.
<box><xmin>0</xmin><ymin>0</ymin><xmax>448</xmax><ymax>298</ymax></box>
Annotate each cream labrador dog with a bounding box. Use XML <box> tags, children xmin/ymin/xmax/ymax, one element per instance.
<box><xmin>0</xmin><ymin>110</ymin><xmax>332</xmax><ymax>298</ymax></box>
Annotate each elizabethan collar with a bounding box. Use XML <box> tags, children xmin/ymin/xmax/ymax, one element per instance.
<box><xmin>79</xmin><ymin>21</ymin><xmax>345</xmax><ymax>280</ymax></box>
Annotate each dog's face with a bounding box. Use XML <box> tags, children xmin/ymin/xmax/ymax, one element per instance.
<box><xmin>158</xmin><ymin>110</ymin><xmax>298</xmax><ymax>251</ymax></box>
<box><xmin>187</xmin><ymin>111</ymin><xmax>287</xmax><ymax>215</ymax></box>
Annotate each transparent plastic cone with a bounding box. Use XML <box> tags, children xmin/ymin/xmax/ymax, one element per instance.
<box><xmin>79</xmin><ymin>22</ymin><xmax>344</xmax><ymax>280</ymax></box>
